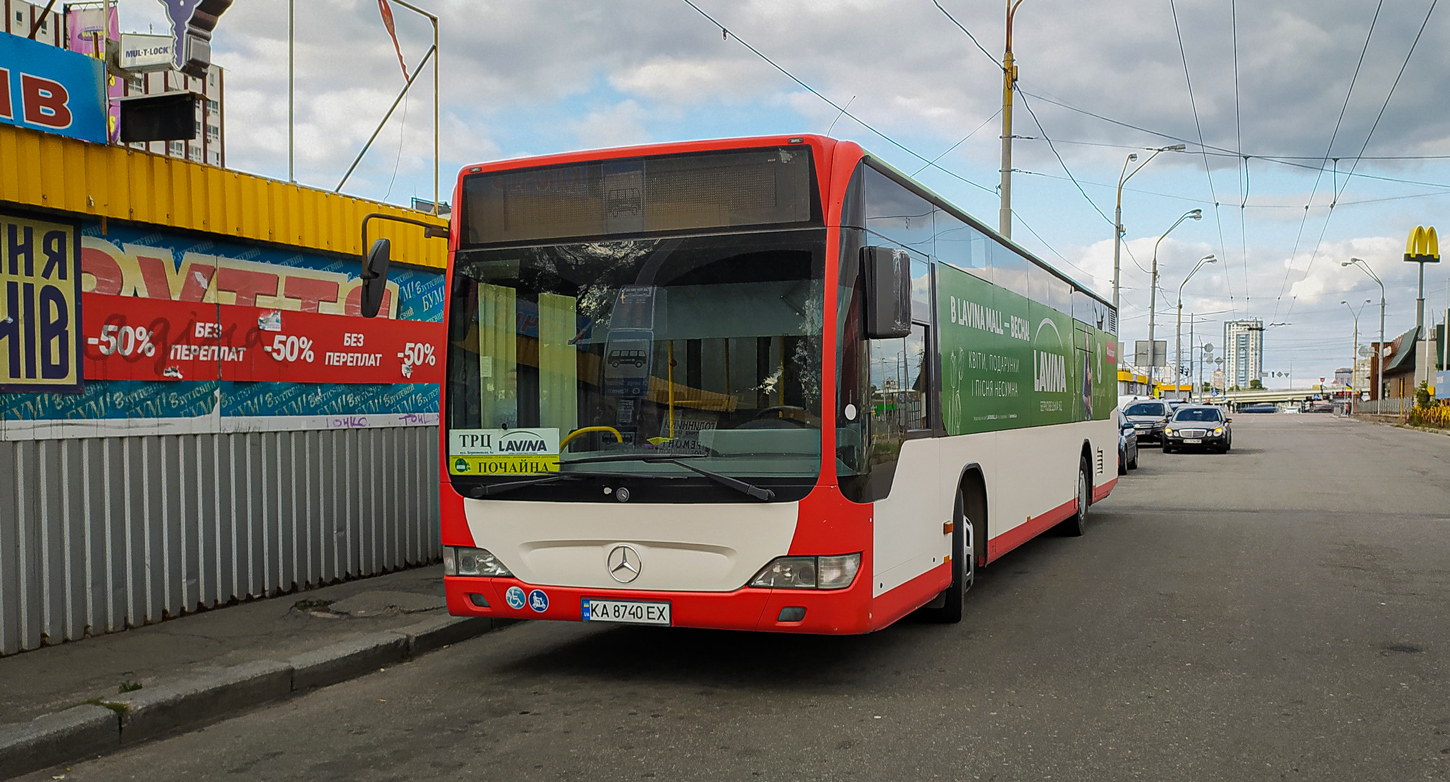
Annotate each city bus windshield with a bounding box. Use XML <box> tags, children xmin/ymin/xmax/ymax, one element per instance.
<box><xmin>444</xmin><ymin>229</ymin><xmax>826</xmax><ymax>496</ymax></box>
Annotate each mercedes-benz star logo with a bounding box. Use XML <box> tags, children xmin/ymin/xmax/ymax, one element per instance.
<box><xmin>606</xmin><ymin>544</ymin><xmax>642</xmax><ymax>584</ymax></box>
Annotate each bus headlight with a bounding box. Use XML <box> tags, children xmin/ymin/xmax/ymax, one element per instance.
<box><xmin>817</xmin><ymin>554</ymin><xmax>861</xmax><ymax>589</ymax></box>
<box><xmin>444</xmin><ymin>546</ymin><xmax>513</xmax><ymax>578</ymax></box>
<box><xmin>749</xmin><ymin>554</ymin><xmax>860</xmax><ymax>590</ymax></box>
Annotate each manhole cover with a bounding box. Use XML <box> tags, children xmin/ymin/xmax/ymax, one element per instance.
<box><xmin>324</xmin><ymin>590</ymin><xmax>443</xmax><ymax>617</ymax></box>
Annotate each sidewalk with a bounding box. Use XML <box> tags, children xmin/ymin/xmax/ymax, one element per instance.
<box><xmin>0</xmin><ymin>565</ymin><xmax>503</xmax><ymax>778</ymax></box>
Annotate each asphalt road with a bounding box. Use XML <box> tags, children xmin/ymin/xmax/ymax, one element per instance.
<box><xmin>36</xmin><ymin>415</ymin><xmax>1450</xmax><ymax>781</ymax></box>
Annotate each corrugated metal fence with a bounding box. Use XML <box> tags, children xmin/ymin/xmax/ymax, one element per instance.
<box><xmin>0</xmin><ymin>426</ymin><xmax>440</xmax><ymax>656</ymax></box>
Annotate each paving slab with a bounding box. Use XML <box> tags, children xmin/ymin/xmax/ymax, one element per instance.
<box><xmin>0</xmin><ymin>566</ymin><xmax>446</xmax><ymax>725</ymax></box>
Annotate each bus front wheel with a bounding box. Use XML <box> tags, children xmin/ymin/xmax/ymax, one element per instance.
<box><xmin>919</xmin><ymin>484</ymin><xmax>978</xmax><ymax>624</ymax></box>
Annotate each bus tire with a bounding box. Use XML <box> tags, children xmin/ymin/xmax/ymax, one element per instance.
<box><xmin>918</xmin><ymin>483</ymin><xmax>979</xmax><ymax>624</ymax></box>
<box><xmin>1057</xmin><ymin>456</ymin><xmax>1090</xmax><ymax>537</ymax></box>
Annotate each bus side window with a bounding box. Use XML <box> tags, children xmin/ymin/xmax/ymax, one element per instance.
<box><xmin>841</xmin><ymin>322</ymin><xmax>929</xmax><ymax>503</ymax></box>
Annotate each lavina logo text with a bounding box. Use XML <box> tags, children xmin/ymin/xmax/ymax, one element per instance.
<box><xmin>1034</xmin><ymin>350</ymin><xmax>1067</xmax><ymax>393</ymax></box>
<box><xmin>949</xmin><ymin>296</ymin><xmax>1030</xmax><ymax>341</ymax></box>
<box><xmin>498</xmin><ymin>434</ymin><xmax>549</xmax><ymax>453</ymax></box>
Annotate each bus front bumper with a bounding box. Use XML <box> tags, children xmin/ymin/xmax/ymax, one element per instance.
<box><xmin>444</xmin><ymin>575</ymin><xmax>873</xmax><ymax>635</ymax></box>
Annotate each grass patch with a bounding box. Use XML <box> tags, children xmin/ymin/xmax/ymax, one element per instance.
<box><xmin>118</xmin><ymin>680</ymin><xmax>142</xmax><ymax>694</ymax></box>
<box><xmin>293</xmin><ymin>598</ymin><xmax>334</xmax><ymax>611</ymax></box>
<box><xmin>84</xmin><ymin>698</ymin><xmax>129</xmax><ymax>715</ymax></box>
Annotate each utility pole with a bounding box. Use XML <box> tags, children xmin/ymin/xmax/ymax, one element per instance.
<box><xmin>288</xmin><ymin>0</ymin><xmax>295</xmax><ymax>183</ymax></box>
<box><xmin>998</xmin><ymin>0</ymin><xmax>1024</xmax><ymax>239</ymax></box>
<box><xmin>1188</xmin><ymin>315</ymin><xmax>1194</xmax><ymax>400</ymax></box>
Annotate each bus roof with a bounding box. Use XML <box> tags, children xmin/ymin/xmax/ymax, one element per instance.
<box><xmin>455</xmin><ymin>133</ymin><xmax>1114</xmax><ymax>315</ymax></box>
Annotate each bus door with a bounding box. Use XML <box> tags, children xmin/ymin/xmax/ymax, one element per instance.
<box><xmin>1075</xmin><ymin>323</ymin><xmax>1093</xmax><ymax>422</ymax></box>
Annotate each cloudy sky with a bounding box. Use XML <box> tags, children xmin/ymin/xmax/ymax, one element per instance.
<box><xmin>120</xmin><ymin>0</ymin><xmax>1450</xmax><ymax>386</ymax></box>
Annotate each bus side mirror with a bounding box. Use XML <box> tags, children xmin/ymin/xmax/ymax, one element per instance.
<box><xmin>862</xmin><ymin>246</ymin><xmax>911</xmax><ymax>339</ymax></box>
<box><xmin>360</xmin><ymin>238</ymin><xmax>391</xmax><ymax>319</ymax></box>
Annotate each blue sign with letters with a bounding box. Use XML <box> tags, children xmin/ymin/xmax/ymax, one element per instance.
<box><xmin>0</xmin><ymin>33</ymin><xmax>108</xmax><ymax>143</ymax></box>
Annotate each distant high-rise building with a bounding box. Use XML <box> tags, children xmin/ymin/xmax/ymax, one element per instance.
<box><xmin>123</xmin><ymin>66</ymin><xmax>226</xmax><ymax>168</ymax></box>
<box><xmin>1224</xmin><ymin>320</ymin><xmax>1264</xmax><ymax>388</ymax></box>
<box><xmin>7</xmin><ymin>2</ymin><xmax>225</xmax><ymax>168</ymax></box>
<box><xmin>1353</xmin><ymin>357</ymin><xmax>1372</xmax><ymax>391</ymax></box>
<box><xmin>5</xmin><ymin>0</ymin><xmax>63</xmax><ymax>46</ymax></box>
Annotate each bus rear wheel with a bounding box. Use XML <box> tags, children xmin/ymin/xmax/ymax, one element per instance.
<box><xmin>918</xmin><ymin>485</ymin><xmax>977</xmax><ymax>624</ymax></box>
<box><xmin>1057</xmin><ymin>456</ymin><xmax>1090</xmax><ymax>537</ymax></box>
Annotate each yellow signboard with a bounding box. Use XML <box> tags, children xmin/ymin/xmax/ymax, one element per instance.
<box><xmin>450</xmin><ymin>455</ymin><xmax>561</xmax><ymax>475</ymax></box>
<box><xmin>0</xmin><ymin>210</ymin><xmax>83</xmax><ymax>392</ymax></box>
<box><xmin>1405</xmin><ymin>225</ymin><xmax>1440</xmax><ymax>263</ymax></box>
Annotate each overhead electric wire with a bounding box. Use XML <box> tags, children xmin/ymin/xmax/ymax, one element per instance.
<box><xmin>931</xmin><ymin>0</ymin><xmax>1001</xmax><ymax>70</ymax></box>
<box><xmin>1015</xmin><ymin>88</ymin><xmax>1114</xmax><ymax>226</ymax></box>
<box><xmin>1232</xmin><ymin>0</ymin><xmax>1251</xmax><ymax>308</ymax></box>
<box><xmin>678</xmin><ymin>0</ymin><xmax>997</xmax><ymax>195</ymax></box>
<box><xmin>911</xmin><ymin>109</ymin><xmax>1000</xmax><ymax>176</ymax></box>
<box><xmin>1335</xmin><ymin>0</ymin><xmax>1439</xmax><ymax>200</ymax></box>
<box><xmin>1009</xmin><ymin>209</ymin><xmax>1070</xmax><ymax>265</ymax></box>
<box><xmin>1273</xmin><ymin>0</ymin><xmax>1382</xmax><ymax>322</ymax></box>
<box><xmin>1286</xmin><ymin>0</ymin><xmax>1437</xmax><ymax>321</ymax></box>
<box><xmin>1016</xmin><ymin>91</ymin><xmax>1450</xmax><ymax>190</ymax></box>
<box><xmin>1170</xmin><ymin>0</ymin><xmax>1235</xmax><ymax>313</ymax></box>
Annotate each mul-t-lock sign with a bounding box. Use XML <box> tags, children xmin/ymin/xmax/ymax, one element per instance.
<box><xmin>0</xmin><ymin>210</ymin><xmax>83</xmax><ymax>392</ymax></box>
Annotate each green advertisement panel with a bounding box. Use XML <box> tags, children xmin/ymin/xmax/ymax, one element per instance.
<box><xmin>938</xmin><ymin>263</ymin><xmax>1111</xmax><ymax>436</ymax></box>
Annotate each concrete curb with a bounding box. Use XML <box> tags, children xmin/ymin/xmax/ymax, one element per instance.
<box><xmin>288</xmin><ymin>632</ymin><xmax>408</xmax><ymax>692</ymax></box>
<box><xmin>101</xmin><ymin>660</ymin><xmax>295</xmax><ymax>745</ymax></box>
<box><xmin>0</xmin><ymin>616</ymin><xmax>500</xmax><ymax>780</ymax></box>
<box><xmin>0</xmin><ymin>705</ymin><xmax>118</xmax><ymax>779</ymax></box>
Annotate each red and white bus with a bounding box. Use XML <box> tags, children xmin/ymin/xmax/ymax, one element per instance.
<box><xmin>362</xmin><ymin>134</ymin><xmax>1119</xmax><ymax>633</ymax></box>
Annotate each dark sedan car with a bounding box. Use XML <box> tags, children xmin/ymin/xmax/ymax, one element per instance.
<box><xmin>1122</xmin><ymin>400</ymin><xmax>1170</xmax><ymax>444</ymax></box>
<box><xmin>1116</xmin><ymin>410</ymin><xmax>1139</xmax><ymax>474</ymax></box>
<box><xmin>1163</xmin><ymin>405</ymin><xmax>1232</xmax><ymax>453</ymax></box>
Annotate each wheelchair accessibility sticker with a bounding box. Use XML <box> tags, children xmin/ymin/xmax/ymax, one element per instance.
<box><xmin>504</xmin><ymin>586</ymin><xmax>527</xmax><ymax>610</ymax></box>
<box><xmin>528</xmin><ymin>589</ymin><xmax>549</xmax><ymax>613</ymax></box>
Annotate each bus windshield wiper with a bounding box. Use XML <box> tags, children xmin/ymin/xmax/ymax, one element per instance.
<box><xmin>470</xmin><ymin>468</ymin><xmax>687</xmax><ymax>498</ymax></box>
<box><xmin>561</xmin><ymin>452</ymin><xmax>709</xmax><ymax>466</ymax></box>
<box><xmin>644</xmin><ymin>458</ymin><xmax>775</xmax><ymax>502</ymax></box>
<box><xmin>470</xmin><ymin>472</ymin><xmax>583</xmax><ymax>498</ymax></box>
<box><xmin>556</xmin><ymin>453</ymin><xmax>774</xmax><ymax>501</ymax></box>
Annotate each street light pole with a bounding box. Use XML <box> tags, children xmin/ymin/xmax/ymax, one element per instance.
<box><xmin>1112</xmin><ymin>144</ymin><xmax>1186</xmax><ymax>315</ymax></box>
<box><xmin>1344</xmin><ymin>258</ymin><xmax>1386</xmax><ymax>407</ymax></box>
<box><xmin>998</xmin><ymin>0</ymin><xmax>1024</xmax><ymax>239</ymax></box>
<box><xmin>1176</xmin><ymin>255</ymin><xmax>1216</xmax><ymax>402</ymax></box>
<box><xmin>1341</xmin><ymin>299</ymin><xmax>1369</xmax><ymax>395</ymax></box>
<box><xmin>1148</xmin><ymin>209</ymin><xmax>1203</xmax><ymax>392</ymax></box>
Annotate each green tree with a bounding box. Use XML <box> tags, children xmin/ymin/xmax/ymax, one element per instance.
<box><xmin>1416</xmin><ymin>380</ymin><xmax>1432</xmax><ymax>409</ymax></box>
<box><xmin>1248</xmin><ymin>379</ymin><xmax>1264</xmax><ymax>390</ymax></box>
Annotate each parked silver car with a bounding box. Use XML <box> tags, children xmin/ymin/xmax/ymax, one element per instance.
<box><xmin>1122</xmin><ymin>400</ymin><xmax>1170</xmax><ymax>444</ymax></box>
